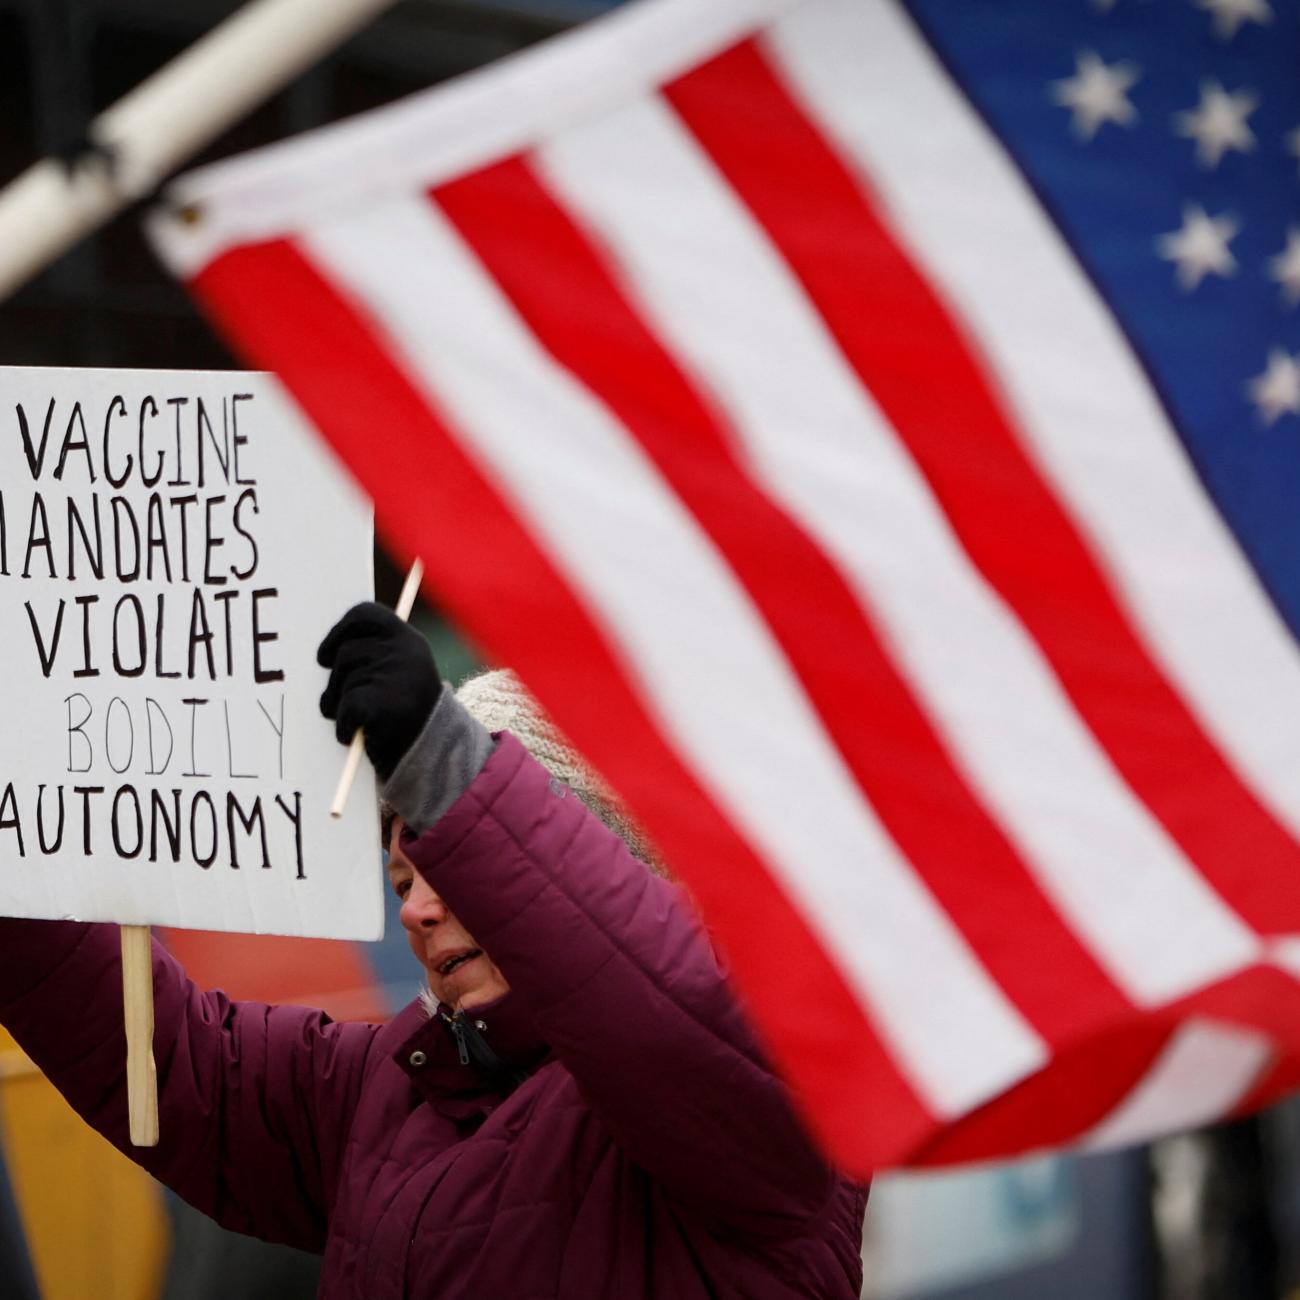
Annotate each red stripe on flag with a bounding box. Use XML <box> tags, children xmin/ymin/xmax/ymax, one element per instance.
<box><xmin>188</xmin><ymin>237</ymin><xmax>932</xmax><ymax>1173</ymax></box>
<box><xmin>913</xmin><ymin>1022</ymin><xmax>1177</xmax><ymax>1165</ymax></box>
<box><xmin>434</xmin><ymin>156</ymin><xmax>1131</xmax><ymax>1044</ymax></box>
<box><xmin>664</xmin><ymin>40</ymin><xmax>1300</xmax><ymax>933</ymax></box>
<box><xmin>1177</xmin><ymin>964</ymin><xmax>1300</xmax><ymax>1044</ymax></box>
<box><xmin>927</xmin><ymin>962</ymin><xmax>1300</xmax><ymax>1161</ymax></box>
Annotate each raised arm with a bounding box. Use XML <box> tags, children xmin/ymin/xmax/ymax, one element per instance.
<box><xmin>0</xmin><ymin>917</ymin><xmax>377</xmax><ymax>1251</ymax></box>
<box><xmin>317</xmin><ymin>603</ymin><xmax>840</xmax><ymax>1238</ymax></box>
<box><xmin>400</xmin><ymin>728</ymin><xmax>837</xmax><ymax>1239</ymax></box>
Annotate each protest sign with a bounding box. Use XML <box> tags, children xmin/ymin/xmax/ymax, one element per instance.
<box><xmin>0</xmin><ymin>366</ymin><xmax>382</xmax><ymax>940</ymax></box>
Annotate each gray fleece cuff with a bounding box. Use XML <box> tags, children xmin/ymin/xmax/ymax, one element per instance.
<box><xmin>382</xmin><ymin>687</ymin><xmax>495</xmax><ymax>835</ymax></box>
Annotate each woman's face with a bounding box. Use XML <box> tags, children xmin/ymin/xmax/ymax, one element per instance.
<box><xmin>387</xmin><ymin>819</ymin><xmax>510</xmax><ymax>1012</ymax></box>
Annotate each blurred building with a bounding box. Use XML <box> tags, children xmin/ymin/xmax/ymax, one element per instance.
<box><xmin>0</xmin><ymin>0</ymin><xmax>600</xmax><ymax>372</ymax></box>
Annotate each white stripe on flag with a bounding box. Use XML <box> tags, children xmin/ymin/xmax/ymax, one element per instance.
<box><xmin>151</xmin><ymin>0</ymin><xmax>802</xmax><ymax>277</ymax></box>
<box><xmin>535</xmin><ymin>94</ymin><xmax>1259</xmax><ymax>1004</ymax></box>
<box><xmin>1084</xmin><ymin>1021</ymin><xmax>1271</xmax><ymax>1151</ymax></box>
<box><xmin>301</xmin><ymin>196</ymin><xmax>1048</xmax><ymax>1114</ymax></box>
<box><xmin>1265</xmin><ymin>938</ymin><xmax>1300</xmax><ymax>981</ymax></box>
<box><xmin>767</xmin><ymin>0</ymin><xmax>1300</xmax><ymax>845</ymax></box>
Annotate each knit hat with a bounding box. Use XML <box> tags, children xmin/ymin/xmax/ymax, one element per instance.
<box><xmin>455</xmin><ymin>669</ymin><xmax>666</xmax><ymax>875</ymax></box>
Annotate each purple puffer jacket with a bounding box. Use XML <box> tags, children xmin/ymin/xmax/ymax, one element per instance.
<box><xmin>0</xmin><ymin>734</ymin><xmax>866</xmax><ymax>1297</ymax></box>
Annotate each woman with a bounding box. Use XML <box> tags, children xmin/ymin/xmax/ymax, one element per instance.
<box><xmin>0</xmin><ymin>603</ymin><xmax>866</xmax><ymax>1297</ymax></box>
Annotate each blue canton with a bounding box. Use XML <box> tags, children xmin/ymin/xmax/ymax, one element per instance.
<box><xmin>903</xmin><ymin>0</ymin><xmax>1300</xmax><ymax>639</ymax></box>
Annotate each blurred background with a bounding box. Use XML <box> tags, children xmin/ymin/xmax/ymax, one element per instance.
<box><xmin>0</xmin><ymin>1</ymin><xmax>1296</xmax><ymax>1296</ymax></box>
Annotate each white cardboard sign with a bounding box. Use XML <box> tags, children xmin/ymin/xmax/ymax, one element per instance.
<box><xmin>0</xmin><ymin>366</ymin><xmax>383</xmax><ymax>940</ymax></box>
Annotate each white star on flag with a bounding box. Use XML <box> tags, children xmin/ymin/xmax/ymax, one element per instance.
<box><xmin>1175</xmin><ymin>80</ymin><xmax>1258</xmax><ymax>168</ymax></box>
<box><xmin>1248</xmin><ymin>350</ymin><xmax>1300</xmax><ymax>425</ymax></box>
<box><xmin>1051</xmin><ymin>50</ymin><xmax>1140</xmax><ymax>139</ymax></box>
<box><xmin>1194</xmin><ymin>0</ymin><xmax>1273</xmax><ymax>39</ymax></box>
<box><xmin>1271</xmin><ymin>228</ymin><xmax>1300</xmax><ymax>306</ymax></box>
<box><xmin>1157</xmin><ymin>204</ymin><xmax>1239</xmax><ymax>289</ymax></box>
<box><xmin>1288</xmin><ymin>126</ymin><xmax>1300</xmax><ymax>175</ymax></box>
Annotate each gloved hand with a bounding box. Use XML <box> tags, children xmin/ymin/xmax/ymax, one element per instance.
<box><xmin>317</xmin><ymin>602</ymin><xmax>442</xmax><ymax>782</ymax></box>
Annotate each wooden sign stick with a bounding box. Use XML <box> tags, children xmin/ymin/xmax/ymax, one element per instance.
<box><xmin>330</xmin><ymin>558</ymin><xmax>424</xmax><ymax>818</ymax></box>
<box><xmin>117</xmin><ymin>559</ymin><xmax>426</xmax><ymax>1145</ymax></box>
<box><xmin>121</xmin><ymin>924</ymin><xmax>159</xmax><ymax>1147</ymax></box>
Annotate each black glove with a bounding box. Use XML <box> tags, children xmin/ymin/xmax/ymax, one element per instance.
<box><xmin>317</xmin><ymin>602</ymin><xmax>442</xmax><ymax>782</ymax></box>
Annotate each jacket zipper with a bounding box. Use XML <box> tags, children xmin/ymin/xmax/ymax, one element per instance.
<box><xmin>448</xmin><ymin>1014</ymin><xmax>471</xmax><ymax>1066</ymax></box>
<box><xmin>440</xmin><ymin>1009</ymin><xmax>531</xmax><ymax>1087</ymax></box>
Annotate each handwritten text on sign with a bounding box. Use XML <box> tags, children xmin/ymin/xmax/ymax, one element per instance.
<box><xmin>0</xmin><ymin>367</ymin><xmax>381</xmax><ymax>939</ymax></box>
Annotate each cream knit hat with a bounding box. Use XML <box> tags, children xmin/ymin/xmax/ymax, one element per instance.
<box><xmin>455</xmin><ymin>669</ymin><xmax>666</xmax><ymax>875</ymax></box>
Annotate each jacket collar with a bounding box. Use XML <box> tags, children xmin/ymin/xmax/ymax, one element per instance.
<box><xmin>393</xmin><ymin>989</ymin><xmax>550</xmax><ymax>1120</ymax></box>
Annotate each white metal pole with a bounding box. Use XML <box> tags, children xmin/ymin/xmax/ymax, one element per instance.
<box><xmin>0</xmin><ymin>0</ymin><xmax>399</xmax><ymax>302</ymax></box>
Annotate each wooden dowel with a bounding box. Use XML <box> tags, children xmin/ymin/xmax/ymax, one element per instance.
<box><xmin>329</xmin><ymin>557</ymin><xmax>424</xmax><ymax>818</ymax></box>
<box><xmin>120</xmin><ymin>924</ymin><xmax>159</xmax><ymax>1148</ymax></box>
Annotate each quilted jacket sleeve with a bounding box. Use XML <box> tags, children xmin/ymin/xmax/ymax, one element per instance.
<box><xmin>401</xmin><ymin>734</ymin><xmax>839</xmax><ymax>1241</ymax></box>
<box><xmin>0</xmin><ymin>918</ymin><xmax>377</xmax><ymax>1252</ymax></box>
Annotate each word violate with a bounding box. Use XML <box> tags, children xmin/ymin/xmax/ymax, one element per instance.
<box><xmin>23</xmin><ymin>587</ymin><xmax>284</xmax><ymax>683</ymax></box>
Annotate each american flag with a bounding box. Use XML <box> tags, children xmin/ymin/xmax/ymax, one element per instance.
<box><xmin>150</xmin><ymin>0</ymin><xmax>1300</xmax><ymax>1175</ymax></box>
